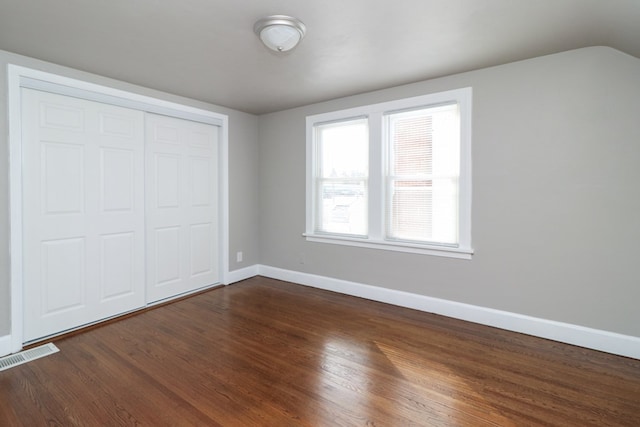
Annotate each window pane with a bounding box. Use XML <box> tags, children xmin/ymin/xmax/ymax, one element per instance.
<box><xmin>319</xmin><ymin>180</ymin><xmax>367</xmax><ymax>235</ymax></box>
<box><xmin>390</xmin><ymin>180</ymin><xmax>432</xmax><ymax>240</ymax></box>
<box><xmin>315</xmin><ymin>119</ymin><xmax>368</xmax><ymax>236</ymax></box>
<box><xmin>393</xmin><ymin>116</ymin><xmax>432</xmax><ymax>176</ymax></box>
<box><xmin>386</xmin><ymin>104</ymin><xmax>460</xmax><ymax>245</ymax></box>
<box><xmin>318</xmin><ymin>120</ymin><xmax>368</xmax><ymax>178</ymax></box>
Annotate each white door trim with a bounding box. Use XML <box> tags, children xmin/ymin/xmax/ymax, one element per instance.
<box><xmin>8</xmin><ymin>65</ymin><xmax>230</xmax><ymax>354</ymax></box>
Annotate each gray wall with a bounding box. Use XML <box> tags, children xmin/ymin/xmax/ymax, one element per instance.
<box><xmin>0</xmin><ymin>50</ymin><xmax>260</xmax><ymax>336</ymax></box>
<box><xmin>3</xmin><ymin>46</ymin><xmax>638</xmax><ymax>341</ymax></box>
<box><xmin>258</xmin><ymin>47</ymin><xmax>640</xmax><ymax>337</ymax></box>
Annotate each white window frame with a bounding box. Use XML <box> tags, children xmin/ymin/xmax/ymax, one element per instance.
<box><xmin>305</xmin><ymin>88</ymin><xmax>473</xmax><ymax>259</ymax></box>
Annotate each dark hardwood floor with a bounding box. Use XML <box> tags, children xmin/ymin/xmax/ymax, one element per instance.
<box><xmin>1</xmin><ymin>276</ymin><xmax>639</xmax><ymax>426</ymax></box>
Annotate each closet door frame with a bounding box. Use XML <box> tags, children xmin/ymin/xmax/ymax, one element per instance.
<box><xmin>7</xmin><ymin>65</ymin><xmax>229</xmax><ymax>354</ymax></box>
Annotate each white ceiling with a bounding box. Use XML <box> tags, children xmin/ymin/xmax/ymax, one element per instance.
<box><xmin>1</xmin><ymin>0</ymin><xmax>639</xmax><ymax>115</ymax></box>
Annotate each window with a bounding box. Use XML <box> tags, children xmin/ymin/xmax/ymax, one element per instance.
<box><xmin>386</xmin><ymin>104</ymin><xmax>460</xmax><ymax>245</ymax></box>
<box><xmin>314</xmin><ymin>118</ymin><xmax>368</xmax><ymax>236</ymax></box>
<box><xmin>305</xmin><ymin>88</ymin><xmax>472</xmax><ymax>259</ymax></box>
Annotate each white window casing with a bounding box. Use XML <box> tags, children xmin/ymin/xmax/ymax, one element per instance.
<box><xmin>305</xmin><ymin>88</ymin><xmax>473</xmax><ymax>259</ymax></box>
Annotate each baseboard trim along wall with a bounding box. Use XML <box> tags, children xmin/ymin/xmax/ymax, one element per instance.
<box><xmin>0</xmin><ymin>335</ymin><xmax>11</xmax><ymax>357</ymax></box>
<box><xmin>257</xmin><ymin>265</ymin><xmax>640</xmax><ymax>360</ymax></box>
<box><xmin>226</xmin><ymin>265</ymin><xmax>260</xmax><ymax>285</ymax></box>
<box><xmin>4</xmin><ymin>265</ymin><xmax>636</xmax><ymax>359</ymax></box>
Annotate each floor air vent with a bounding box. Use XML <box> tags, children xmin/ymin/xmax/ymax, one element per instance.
<box><xmin>0</xmin><ymin>343</ymin><xmax>59</xmax><ymax>372</ymax></box>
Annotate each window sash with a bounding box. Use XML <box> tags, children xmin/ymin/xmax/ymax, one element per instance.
<box><xmin>313</xmin><ymin>118</ymin><xmax>369</xmax><ymax>237</ymax></box>
<box><xmin>314</xmin><ymin>178</ymin><xmax>368</xmax><ymax>237</ymax></box>
<box><xmin>384</xmin><ymin>103</ymin><xmax>461</xmax><ymax>246</ymax></box>
<box><xmin>386</xmin><ymin>176</ymin><xmax>459</xmax><ymax>246</ymax></box>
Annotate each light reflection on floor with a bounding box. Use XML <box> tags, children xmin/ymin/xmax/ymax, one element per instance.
<box><xmin>313</xmin><ymin>335</ymin><xmax>517</xmax><ymax>425</ymax></box>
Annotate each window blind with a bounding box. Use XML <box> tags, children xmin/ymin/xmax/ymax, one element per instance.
<box><xmin>386</xmin><ymin>104</ymin><xmax>460</xmax><ymax>245</ymax></box>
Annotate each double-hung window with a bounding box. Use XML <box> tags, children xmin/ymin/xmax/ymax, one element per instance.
<box><xmin>305</xmin><ymin>87</ymin><xmax>473</xmax><ymax>259</ymax></box>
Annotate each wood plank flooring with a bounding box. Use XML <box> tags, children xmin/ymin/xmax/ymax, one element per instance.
<box><xmin>1</xmin><ymin>276</ymin><xmax>639</xmax><ymax>426</ymax></box>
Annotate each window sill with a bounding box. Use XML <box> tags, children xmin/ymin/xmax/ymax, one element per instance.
<box><xmin>303</xmin><ymin>233</ymin><xmax>474</xmax><ymax>260</ymax></box>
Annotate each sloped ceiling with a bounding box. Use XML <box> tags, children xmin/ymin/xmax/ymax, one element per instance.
<box><xmin>0</xmin><ymin>0</ymin><xmax>639</xmax><ymax>114</ymax></box>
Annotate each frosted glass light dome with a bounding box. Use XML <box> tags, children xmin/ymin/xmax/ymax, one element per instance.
<box><xmin>254</xmin><ymin>15</ymin><xmax>306</xmax><ymax>52</ymax></box>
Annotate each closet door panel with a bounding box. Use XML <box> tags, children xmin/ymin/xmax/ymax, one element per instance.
<box><xmin>146</xmin><ymin>113</ymin><xmax>219</xmax><ymax>303</ymax></box>
<box><xmin>100</xmin><ymin>147</ymin><xmax>135</xmax><ymax>212</ymax></box>
<box><xmin>99</xmin><ymin>232</ymin><xmax>137</xmax><ymax>301</ymax></box>
<box><xmin>22</xmin><ymin>88</ymin><xmax>145</xmax><ymax>342</ymax></box>
<box><xmin>41</xmin><ymin>238</ymin><xmax>86</xmax><ymax>314</ymax></box>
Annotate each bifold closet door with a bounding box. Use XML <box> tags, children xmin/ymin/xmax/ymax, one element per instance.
<box><xmin>22</xmin><ymin>88</ymin><xmax>146</xmax><ymax>342</ymax></box>
<box><xmin>145</xmin><ymin>113</ymin><xmax>220</xmax><ymax>303</ymax></box>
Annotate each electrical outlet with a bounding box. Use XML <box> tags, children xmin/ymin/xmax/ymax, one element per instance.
<box><xmin>236</xmin><ymin>251</ymin><xmax>243</xmax><ymax>263</ymax></box>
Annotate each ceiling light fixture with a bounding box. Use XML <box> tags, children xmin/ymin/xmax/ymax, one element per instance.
<box><xmin>254</xmin><ymin>15</ymin><xmax>306</xmax><ymax>53</ymax></box>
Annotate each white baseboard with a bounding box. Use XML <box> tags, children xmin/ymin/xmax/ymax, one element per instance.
<box><xmin>0</xmin><ymin>335</ymin><xmax>12</xmax><ymax>357</ymax></box>
<box><xmin>257</xmin><ymin>265</ymin><xmax>640</xmax><ymax>360</ymax></box>
<box><xmin>225</xmin><ymin>265</ymin><xmax>260</xmax><ymax>285</ymax></box>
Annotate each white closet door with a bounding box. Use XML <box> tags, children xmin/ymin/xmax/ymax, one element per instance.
<box><xmin>22</xmin><ymin>88</ymin><xmax>146</xmax><ymax>342</ymax></box>
<box><xmin>145</xmin><ymin>113</ymin><xmax>219</xmax><ymax>303</ymax></box>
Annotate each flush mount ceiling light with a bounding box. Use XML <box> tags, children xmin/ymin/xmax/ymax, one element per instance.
<box><xmin>254</xmin><ymin>15</ymin><xmax>306</xmax><ymax>53</ymax></box>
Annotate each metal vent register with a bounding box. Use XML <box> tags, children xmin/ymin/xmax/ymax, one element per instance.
<box><xmin>0</xmin><ymin>343</ymin><xmax>59</xmax><ymax>372</ymax></box>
